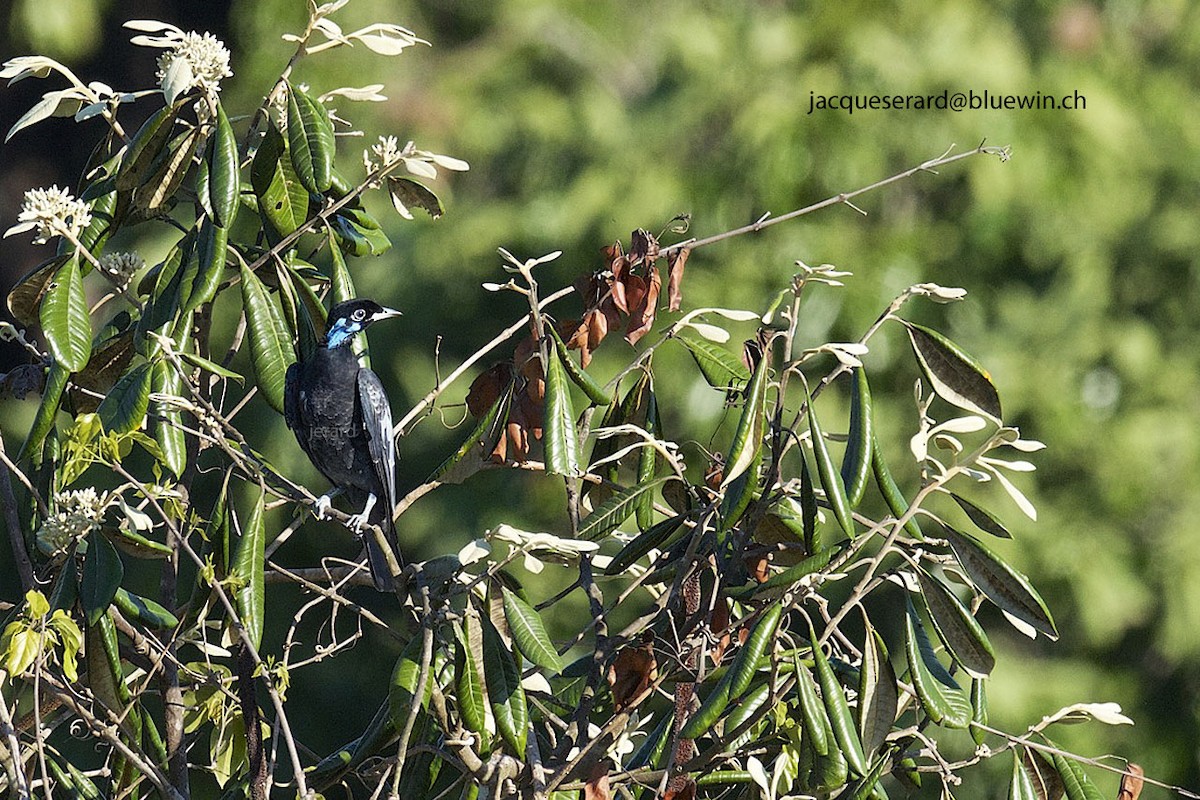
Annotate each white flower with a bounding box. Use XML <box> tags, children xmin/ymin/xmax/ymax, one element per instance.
<box><xmin>4</xmin><ymin>185</ymin><xmax>92</xmax><ymax>245</ymax></box>
<box><xmin>35</xmin><ymin>488</ymin><xmax>108</xmax><ymax>557</ymax></box>
<box><xmin>99</xmin><ymin>251</ymin><xmax>145</xmax><ymax>287</ymax></box>
<box><xmin>127</xmin><ymin>22</ymin><xmax>231</xmax><ymax>102</ymax></box>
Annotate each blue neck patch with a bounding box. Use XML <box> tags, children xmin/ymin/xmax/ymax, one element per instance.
<box><xmin>325</xmin><ymin>319</ymin><xmax>362</xmax><ymax>349</ymax></box>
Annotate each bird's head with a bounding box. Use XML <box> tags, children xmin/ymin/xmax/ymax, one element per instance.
<box><xmin>324</xmin><ymin>299</ymin><xmax>403</xmax><ymax>349</ymax></box>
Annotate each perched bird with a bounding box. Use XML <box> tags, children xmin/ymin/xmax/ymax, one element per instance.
<box><xmin>284</xmin><ymin>298</ymin><xmax>403</xmax><ymax>591</ymax></box>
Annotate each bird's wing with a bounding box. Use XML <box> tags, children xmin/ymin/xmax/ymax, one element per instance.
<box><xmin>356</xmin><ymin>368</ymin><xmax>397</xmax><ymax>518</ymax></box>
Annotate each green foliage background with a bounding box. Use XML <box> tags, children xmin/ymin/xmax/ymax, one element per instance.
<box><xmin>3</xmin><ymin>0</ymin><xmax>1198</xmax><ymax>789</ymax></box>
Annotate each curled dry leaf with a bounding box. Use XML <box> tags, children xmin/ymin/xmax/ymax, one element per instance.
<box><xmin>583</xmin><ymin>759</ymin><xmax>614</xmax><ymax>800</ymax></box>
<box><xmin>625</xmin><ymin>265</ymin><xmax>661</xmax><ymax>345</ymax></box>
<box><xmin>608</xmin><ymin>638</ymin><xmax>657</xmax><ymax>712</ymax></box>
<box><xmin>667</xmin><ymin>246</ymin><xmax>690</xmax><ymax>312</ymax></box>
<box><xmin>1118</xmin><ymin>764</ymin><xmax>1144</xmax><ymax>800</ymax></box>
<box><xmin>710</xmin><ymin>595</ymin><xmax>731</xmax><ymax>667</ymax></box>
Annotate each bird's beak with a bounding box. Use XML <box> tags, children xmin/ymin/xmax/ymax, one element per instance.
<box><xmin>373</xmin><ymin>307</ymin><xmax>403</xmax><ymax>321</ymax></box>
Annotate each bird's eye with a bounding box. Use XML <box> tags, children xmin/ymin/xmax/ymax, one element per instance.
<box><xmin>352</xmin><ymin>309</ymin><xmax>366</xmax><ymax>321</ymax></box>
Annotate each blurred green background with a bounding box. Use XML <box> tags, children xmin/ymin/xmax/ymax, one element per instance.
<box><xmin>2</xmin><ymin>0</ymin><xmax>1198</xmax><ymax>793</ymax></box>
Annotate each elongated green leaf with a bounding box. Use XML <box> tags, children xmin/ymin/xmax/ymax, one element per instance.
<box><xmin>239</xmin><ymin>263</ymin><xmax>295</xmax><ymax>414</ymax></box>
<box><xmin>435</xmin><ymin>382</ymin><xmax>512</xmax><ymax>484</ymax></box>
<box><xmin>546</xmin><ymin>324</ymin><xmax>610</xmax><ymax>406</ymax></box>
<box><xmin>153</xmin><ymin>360</ymin><xmax>187</xmax><ymax>476</ymax></box>
<box><xmin>728</xmin><ymin>603</ymin><xmax>782</xmax><ymax>698</ymax></box>
<box><xmin>1048</xmin><ymin>745</ymin><xmax>1104</xmax><ymax>800</ymax></box>
<box><xmin>795</xmin><ymin>656</ymin><xmax>830</xmax><ymax>757</ymax></box>
<box><xmin>1011</xmin><ymin>750</ymin><xmax>1039</xmax><ymax>800</ymax></box>
<box><xmin>870</xmin><ymin>429</ymin><xmax>922</xmax><ymax>539</ymax></box>
<box><xmin>1022</xmin><ymin>749</ymin><xmax>1065</xmax><ymax>800</ymax></box>
<box><xmin>230</xmin><ymin>485</ymin><xmax>266</xmax><ymax>648</ymax></box>
<box><xmin>857</xmin><ymin>626</ymin><xmax>898</xmax><ymax>758</ymax></box>
<box><xmin>177</xmin><ymin>351</ymin><xmax>243</xmax><ymax>384</ymax></box>
<box><xmin>845</xmin><ymin>748</ymin><xmax>894</xmax><ymax>800</ymax></box>
<box><xmin>332</xmin><ymin>207</ymin><xmax>392</xmax><ymax>256</ymax></box>
<box><xmin>208</xmin><ymin>100</ymin><xmax>240</xmax><ymax>228</ymax></box>
<box><xmin>387</xmin><ymin>176</ymin><xmax>444</xmax><ymax>218</ymax></box>
<box><xmin>502</xmin><ymin>588</ymin><xmax>564</xmax><ymax>673</ymax></box>
<box><xmin>951</xmin><ymin>493</ymin><xmax>1012</xmax><ymax>538</ymax></box>
<box><xmin>718</xmin><ymin>442</ymin><xmax>759</xmax><ymax>533</ymax></box>
<box><xmin>328</xmin><ymin>235</ymin><xmax>356</xmax><ymax>304</ymax></box>
<box><xmin>904</xmin><ymin>321</ymin><xmax>1002</xmax><ymax>422</ymax></box>
<box><xmin>388</xmin><ymin>635</ymin><xmax>429</xmax><ymax>729</ymax></box>
<box><xmin>81</xmin><ymin>531</ymin><xmax>123</xmax><ymax>625</ymax></box>
<box><xmin>903</xmin><ymin>598</ymin><xmax>971</xmax><ymax>728</ymax></box>
<box><xmin>840</xmin><ymin>369</ymin><xmax>873</xmax><ymax>508</ymax></box>
<box><xmin>40</xmin><ymin>256</ymin><xmax>92</xmax><ymax>371</ymax></box>
<box><xmin>810</xmin><ymin>621</ymin><xmax>868</xmax><ymax>775</ymax></box>
<box><xmin>725</xmin><ymin>682</ymin><xmax>771</xmax><ymax>748</ymax></box>
<box><xmin>744</xmin><ymin>544</ymin><xmax>840</xmax><ymax>596</ymax></box>
<box><xmin>112</xmin><ymin>587</ymin><xmax>179</xmax><ymax>630</ymax></box>
<box><xmin>183</xmin><ymin>217</ymin><xmax>228</xmax><ymax>314</ymax></box>
<box><xmin>98</xmin><ymin>363</ymin><xmax>152</xmax><ymax>434</ymax></box>
<box><xmin>115</xmin><ymin>101</ymin><xmax>181</xmax><ymax>193</ymax></box>
<box><xmin>722</xmin><ymin>348</ymin><xmax>769</xmax><ymax>488</ymax></box>
<box><xmin>287</xmin><ymin>82</ymin><xmax>334</xmax><ymax>194</ymax></box>
<box><xmin>19</xmin><ymin>360</ymin><xmax>68</xmax><ymax>460</ymax></box>
<box><xmin>454</xmin><ymin>620</ymin><xmax>490</xmax><ymax>743</ymax></box>
<box><xmin>482</xmin><ymin>615</ymin><xmax>528</xmax><ymax>755</ymax></box>
<box><xmin>678</xmin><ymin>334</ymin><xmax>750</xmax><ymax>390</ymax></box>
<box><xmin>604</xmin><ymin>512</ymin><xmax>686</xmax><ymax>575</ymax></box>
<box><xmin>543</xmin><ymin>342</ymin><xmax>581</xmax><ymax>477</ymax></box>
<box><xmin>805</xmin><ymin>386</ymin><xmax>853</xmax><ymax>537</ymax></box>
<box><xmin>972</xmin><ymin>677</ymin><xmax>989</xmax><ymax>745</ymax></box>
<box><xmin>577</xmin><ymin>476</ymin><xmax>670</xmax><ymax>540</ymax></box>
<box><xmin>916</xmin><ymin>567</ymin><xmax>995</xmax><ymax>677</ymax></box>
<box><xmin>679</xmin><ymin>670</ymin><xmax>732</xmax><ymax>740</ymax></box>
<box><xmin>799</xmin><ymin>453</ymin><xmax>820</xmax><ymax>552</ymax></box>
<box><xmin>132</xmin><ymin>126</ymin><xmax>201</xmax><ymax>220</ymax></box>
<box><xmin>107</xmin><ymin>522</ymin><xmax>172</xmax><ymax>560</ymax></box>
<box><xmin>251</xmin><ymin>125</ymin><xmax>309</xmax><ymax>239</ymax></box>
<box><xmin>942</xmin><ymin>526</ymin><xmax>1058</xmax><ymax>640</ymax></box>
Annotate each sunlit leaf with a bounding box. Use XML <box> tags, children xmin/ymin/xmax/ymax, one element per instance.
<box><xmin>942</xmin><ymin>526</ymin><xmax>1058</xmax><ymax>640</ymax></box>
<box><xmin>286</xmin><ymin>82</ymin><xmax>334</xmax><ymax>193</ymax></box>
<box><xmin>97</xmin><ymin>362</ymin><xmax>152</xmax><ymax>434</ymax></box>
<box><xmin>903</xmin><ymin>598</ymin><xmax>972</xmax><ymax>729</ymax></box>
<box><xmin>502</xmin><ymin>588</ymin><xmax>565</xmax><ymax>673</ymax></box>
<box><xmin>40</xmin><ymin>255</ymin><xmax>92</xmax><ymax>371</ymax></box>
<box><xmin>904</xmin><ymin>322</ymin><xmax>1002</xmax><ymax>421</ymax></box>
<box><xmin>544</xmin><ymin>341</ymin><xmax>581</xmax><ymax>477</ymax></box>
<box><xmin>239</xmin><ymin>263</ymin><xmax>295</xmax><ymax>414</ymax></box>
<box><xmin>916</xmin><ymin>567</ymin><xmax>996</xmax><ymax>677</ymax></box>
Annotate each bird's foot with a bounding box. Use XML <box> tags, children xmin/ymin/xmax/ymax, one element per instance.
<box><xmin>314</xmin><ymin>493</ymin><xmax>334</xmax><ymax>520</ymax></box>
<box><xmin>346</xmin><ymin>492</ymin><xmax>378</xmax><ymax>533</ymax></box>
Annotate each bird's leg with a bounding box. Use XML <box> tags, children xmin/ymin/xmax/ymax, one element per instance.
<box><xmin>346</xmin><ymin>492</ymin><xmax>377</xmax><ymax>532</ymax></box>
<box><xmin>313</xmin><ymin>487</ymin><xmax>344</xmax><ymax>519</ymax></box>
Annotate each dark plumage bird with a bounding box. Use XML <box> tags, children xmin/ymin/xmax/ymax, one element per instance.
<box><xmin>284</xmin><ymin>298</ymin><xmax>403</xmax><ymax>591</ymax></box>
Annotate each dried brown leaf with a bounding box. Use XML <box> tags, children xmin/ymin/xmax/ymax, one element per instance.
<box><xmin>466</xmin><ymin>363</ymin><xmax>512</xmax><ymax>417</ymax></box>
<box><xmin>1118</xmin><ymin>764</ymin><xmax>1144</xmax><ymax>800</ymax></box>
<box><xmin>608</xmin><ymin>642</ymin><xmax>657</xmax><ymax>712</ymax></box>
<box><xmin>583</xmin><ymin>759</ymin><xmax>614</xmax><ymax>800</ymax></box>
<box><xmin>625</xmin><ymin>266</ymin><xmax>662</xmax><ymax>345</ymax></box>
<box><xmin>667</xmin><ymin>246</ymin><xmax>690</xmax><ymax>312</ymax></box>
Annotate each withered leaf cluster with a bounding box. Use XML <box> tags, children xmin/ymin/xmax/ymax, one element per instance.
<box><xmin>465</xmin><ymin>230</ymin><xmax>691</xmax><ymax>462</ymax></box>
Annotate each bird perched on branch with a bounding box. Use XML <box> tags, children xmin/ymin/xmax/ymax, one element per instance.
<box><xmin>284</xmin><ymin>298</ymin><xmax>403</xmax><ymax>591</ymax></box>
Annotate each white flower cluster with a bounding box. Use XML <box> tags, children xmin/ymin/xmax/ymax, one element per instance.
<box><xmin>36</xmin><ymin>488</ymin><xmax>107</xmax><ymax>557</ymax></box>
<box><xmin>99</xmin><ymin>251</ymin><xmax>145</xmax><ymax>287</ymax></box>
<box><xmin>3</xmin><ymin>185</ymin><xmax>92</xmax><ymax>245</ymax></box>
<box><xmin>125</xmin><ymin>21</ymin><xmax>232</xmax><ymax>103</ymax></box>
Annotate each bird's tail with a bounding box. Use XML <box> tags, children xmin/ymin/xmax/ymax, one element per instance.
<box><xmin>362</xmin><ymin>494</ymin><xmax>402</xmax><ymax>592</ymax></box>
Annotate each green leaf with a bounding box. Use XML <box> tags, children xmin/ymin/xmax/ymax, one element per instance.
<box><xmin>328</xmin><ymin>234</ymin><xmax>356</xmax><ymax>304</ymax></box>
<box><xmin>1010</xmin><ymin>751</ymin><xmax>1039</xmax><ymax>800</ymax></box>
<box><xmin>547</xmin><ymin>322</ymin><xmax>611</xmax><ymax>406</ymax></box>
<box><xmin>40</xmin><ymin>255</ymin><xmax>92</xmax><ymax>371</ymax></box>
<box><xmin>332</xmin><ymin>208</ymin><xmax>393</xmax><ymax>256</ymax></box>
<box><xmin>577</xmin><ymin>477</ymin><xmax>670</xmax><ymax>540</ymax></box>
<box><xmin>239</xmin><ymin>263</ymin><xmax>296</xmax><ymax>414</ymax></box>
<box><xmin>435</xmin><ymin>382</ymin><xmax>512</xmax><ymax>484</ymax></box>
<box><xmin>287</xmin><ymin>82</ymin><xmax>334</xmax><ymax>194</ymax></box>
<box><xmin>810</xmin><ymin>620</ymin><xmax>868</xmax><ymax>775</ymax></box>
<box><xmin>679</xmin><ymin>670</ymin><xmax>732</xmax><ymax>740</ymax></box>
<box><xmin>387</xmin><ymin>176</ymin><xmax>444</xmax><ymax>218</ymax></box>
<box><xmin>951</xmin><ymin>493</ymin><xmax>1012</xmax><ymax>538</ymax></box>
<box><xmin>7</xmin><ymin>253</ymin><xmax>70</xmax><ymax>327</ymax></box>
<box><xmin>805</xmin><ymin>386</ymin><xmax>853</xmax><ymax>537</ymax></box>
<box><xmin>603</xmin><ymin>513</ymin><xmax>686</xmax><ymax>575</ymax></box>
<box><xmin>230</xmin><ymin>485</ymin><xmax>266</xmax><ymax>648</ymax></box>
<box><xmin>916</xmin><ymin>567</ymin><xmax>996</xmax><ymax>677</ymax></box>
<box><xmin>857</xmin><ymin>626</ymin><xmax>898</xmax><ymax>759</ymax></box>
<box><xmin>727</xmin><ymin>603</ymin><xmax>782</xmax><ymax>698</ymax></box>
<box><xmin>972</xmin><ymin>677</ymin><xmax>989</xmax><ymax>745</ymax></box>
<box><xmin>152</xmin><ymin>360</ymin><xmax>187</xmax><ymax>477</ymax></box>
<box><xmin>81</xmin><ymin>531</ymin><xmax>124</xmax><ymax>625</ymax></box>
<box><xmin>903</xmin><ymin>597</ymin><xmax>972</xmax><ymax>729</ymax></box>
<box><xmin>97</xmin><ymin>363</ymin><xmax>152</xmax><ymax>434</ymax></box>
<box><xmin>904</xmin><ymin>321</ymin><xmax>1002</xmax><ymax>422</ymax></box>
<box><xmin>131</xmin><ymin>126</ymin><xmax>201</xmax><ymax>221</ymax></box>
<box><xmin>942</xmin><ymin>526</ymin><xmax>1058</xmax><ymax>640</ymax></box>
<box><xmin>794</xmin><ymin>657</ymin><xmax>830</xmax><ymax>757</ymax></box>
<box><xmin>502</xmin><ymin>588</ymin><xmax>565</xmax><ymax>673</ymax></box>
<box><xmin>722</xmin><ymin>347</ymin><xmax>769</xmax><ymax>488</ymax></box>
<box><xmin>482</xmin><ymin>615</ymin><xmax>528</xmax><ymax>755</ymax></box>
<box><xmin>740</xmin><ymin>544</ymin><xmax>840</xmax><ymax>597</ymax></box>
<box><xmin>19</xmin><ymin>360</ymin><xmax>68</xmax><ymax>460</ymax></box>
<box><xmin>454</xmin><ymin>619</ymin><xmax>491</xmax><ymax>744</ymax></box>
<box><xmin>1048</xmin><ymin>745</ymin><xmax>1105</xmax><ymax>800</ymax></box>
<box><xmin>543</xmin><ymin>340</ymin><xmax>581</xmax><ymax>477</ymax></box>
<box><xmin>177</xmin><ymin>350</ymin><xmax>244</xmax><ymax>384</ymax></box>
<box><xmin>871</xmin><ymin>428</ymin><xmax>923</xmax><ymax>539</ymax></box>
<box><xmin>115</xmin><ymin>101</ymin><xmax>182</xmax><ymax>194</ymax></box>
<box><xmin>839</xmin><ymin>368</ymin><xmax>873</xmax><ymax>508</ymax></box>
<box><xmin>182</xmin><ymin>217</ymin><xmax>228</xmax><ymax>315</ymax></box>
<box><xmin>388</xmin><ymin>634</ymin><xmax>430</xmax><ymax>729</ymax></box>
<box><xmin>208</xmin><ymin>100</ymin><xmax>240</xmax><ymax>228</ymax></box>
<box><xmin>677</xmin><ymin>334</ymin><xmax>750</xmax><ymax>390</ymax></box>
<box><xmin>251</xmin><ymin>125</ymin><xmax>309</xmax><ymax>239</ymax></box>
<box><xmin>112</xmin><ymin>587</ymin><xmax>179</xmax><ymax>629</ymax></box>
